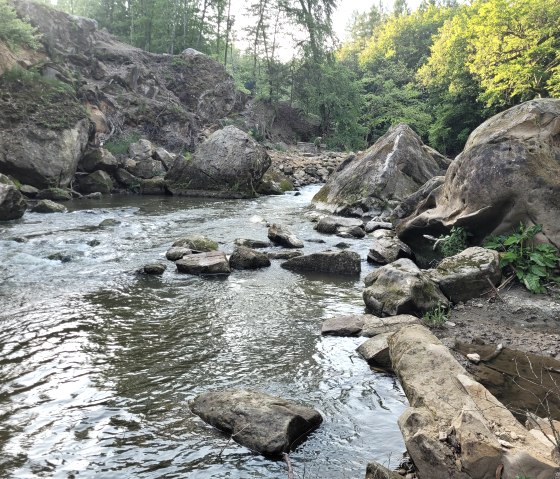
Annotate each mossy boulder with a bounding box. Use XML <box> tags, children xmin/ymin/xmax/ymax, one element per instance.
<box><xmin>172</xmin><ymin>234</ymin><xmax>218</xmax><ymax>252</ymax></box>
<box><xmin>31</xmin><ymin>199</ymin><xmax>67</xmax><ymax>213</ymax></box>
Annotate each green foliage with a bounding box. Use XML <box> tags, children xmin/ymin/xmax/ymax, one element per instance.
<box><xmin>0</xmin><ymin>0</ymin><xmax>40</xmax><ymax>50</ymax></box>
<box><xmin>484</xmin><ymin>224</ymin><xmax>560</xmax><ymax>294</ymax></box>
<box><xmin>422</xmin><ymin>303</ymin><xmax>449</xmax><ymax>328</ymax></box>
<box><xmin>437</xmin><ymin>226</ymin><xmax>470</xmax><ymax>258</ymax></box>
<box><xmin>104</xmin><ymin>132</ymin><xmax>141</xmax><ymax>155</ymax></box>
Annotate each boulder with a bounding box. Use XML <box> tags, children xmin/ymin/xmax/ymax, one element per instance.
<box><xmin>363</xmin><ymin>258</ymin><xmax>448</xmax><ymax>316</ymax></box>
<box><xmin>172</xmin><ymin>234</ymin><xmax>218</xmax><ymax>252</ymax></box>
<box><xmin>166</xmin><ymin>126</ymin><xmax>271</xmax><ymax>198</ymax></box>
<box><xmin>143</xmin><ymin>263</ymin><xmax>166</xmax><ymax>275</ymax></box>
<box><xmin>234</xmin><ymin>238</ymin><xmax>270</xmax><ymax>249</ymax></box>
<box><xmin>114</xmin><ymin>168</ymin><xmax>142</xmax><ymax>191</ymax></box>
<box><xmin>367</xmin><ymin>228</ymin><xmax>412</xmax><ymax>264</ymax></box>
<box><xmin>165</xmin><ymin>246</ymin><xmax>192</xmax><ymax>261</ymax></box>
<box><xmin>337</xmin><ymin>225</ymin><xmax>366</xmax><ymax>238</ymax></box>
<box><xmin>153</xmin><ymin>147</ymin><xmax>176</xmax><ymax>170</ymax></box>
<box><xmin>281</xmin><ymin>250</ymin><xmax>361</xmax><ymax>276</ymax></box>
<box><xmin>76</xmin><ymin>170</ymin><xmax>113</xmax><ymax>194</ymax></box>
<box><xmin>0</xmin><ymin>174</ymin><xmax>27</xmax><ymax>220</ymax></box>
<box><xmin>257</xmin><ymin>170</ymin><xmax>294</xmax><ymax>195</ymax></box>
<box><xmin>365</xmin><ymin>462</ymin><xmax>403</xmax><ymax>479</ymax></box>
<box><xmin>267</xmin><ymin>250</ymin><xmax>304</xmax><ymax>260</ymax></box>
<box><xmin>31</xmin><ymin>199</ymin><xmax>67</xmax><ymax>213</ymax></box>
<box><xmin>19</xmin><ymin>184</ymin><xmax>39</xmax><ymax>198</ymax></box>
<box><xmin>321</xmin><ymin>314</ymin><xmax>418</xmax><ymax>337</ymax></box>
<box><xmin>190</xmin><ymin>389</ymin><xmax>322</xmax><ymax>456</ymax></box>
<box><xmin>397</xmin><ymin>99</ymin><xmax>560</xmax><ymax>257</ymax></box>
<box><xmin>129</xmin><ymin>139</ymin><xmax>153</xmax><ymax>161</ymax></box>
<box><xmin>126</xmin><ymin>158</ymin><xmax>166</xmax><ymax>179</ymax></box>
<box><xmin>427</xmin><ymin>247</ymin><xmax>501</xmax><ymax>303</ymax></box>
<box><xmin>78</xmin><ymin>148</ymin><xmax>118</xmax><ymax>173</ymax></box>
<box><xmin>229</xmin><ymin>246</ymin><xmax>271</xmax><ymax>270</ymax></box>
<box><xmin>391</xmin><ymin>176</ymin><xmax>445</xmax><ymax>221</ymax></box>
<box><xmin>356</xmin><ymin>333</ymin><xmax>393</xmax><ymax>371</ymax></box>
<box><xmin>364</xmin><ymin>220</ymin><xmax>393</xmax><ymax>233</ymax></box>
<box><xmin>36</xmin><ymin>187</ymin><xmax>73</xmax><ymax>201</ymax></box>
<box><xmin>267</xmin><ymin>224</ymin><xmax>304</xmax><ymax>248</ymax></box>
<box><xmin>315</xmin><ymin>216</ymin><xmax>364</xmax><ymax>235</ymax></box>
<box><xmin>312</xmin><ymin>124</ymin><xmax>449</xmax><ymax>216</ymax></box>
<box><xmin>389</xmin><ymin>325</ymin><xmax>560</xmax><ymax>479</ymax></box>
<box><xmin>176</xmin><ymin>250</ymin><xmax>231</xmax><ymax>275</ymax></box>
<box><xmin>139</xmin><ymin>177</ymin><xmax>167</xmax><ymax>195</ymax></box>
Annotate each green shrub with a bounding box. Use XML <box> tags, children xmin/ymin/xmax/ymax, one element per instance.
<box><xmin>422</xmin><ymin>303</ymin><xmax>449</xmax><ymax>328</ymax></box>
<box><xmin>437</xmin><ymin>226</ymin><xmax>470</xmax><ymax>257</ymax></box>
<box><xmin>0</xmin><ymin>0</ymin><xmax>40</xmax><ymax>50</ymax></box>
<box><xmin>484</xmin><ymin>224</ymin><xmax>560</xmax><ymax>294</ymax></box>
<box><xmin>104</xmin><ymin>132</ymin><xmax>141</xmax><ymax>156</ymax></box>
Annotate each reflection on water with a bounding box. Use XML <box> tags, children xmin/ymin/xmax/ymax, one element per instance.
<box><xmin>0</xmin><ymin>186</ymin><xmax>406</xmax><ymax>478</ymax></box>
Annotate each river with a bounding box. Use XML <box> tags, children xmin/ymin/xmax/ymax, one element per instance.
<box><xmin>0</xmin><ymin>185</ymin><xmax>406</xmax><ymax>478</ymax></box>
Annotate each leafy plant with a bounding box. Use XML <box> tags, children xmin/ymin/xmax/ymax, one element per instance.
<box><xmin>484</xmin><ymin>224</ymin><xmax>560</xmax><ymax>294</ymax></box>
<box><xmin>104</xmin><ymin>132</ymin><xmax>141</xmax><ymax>156</ymax></box>
<box><xmin>422</xmin><ymin>303</ymin><xmax>449</xmax><ymax>328</ymax></box>
<box><xmin>437</xmin><ymin>226</ymin><xmax>470</xmax><ymax>257</ymax></box>
<box><xmin>0</xmin><ymin>0</ymin><xmax>40</xmax><ymax>50</ymax></box>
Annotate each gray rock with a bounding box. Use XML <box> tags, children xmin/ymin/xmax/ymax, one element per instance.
<box><xmin>166</xmin><ymin>246</ymin><xmax>192</xmax><ymax>261</ymax></box>
<box><xmin>36</xmin><ymin>187</ymin><xmax>73</xmax><ymax>201</ymax></box>
<box><xmin>365</xmin><ymin>461</ymin><xmax>403</xmax><ymax>479</ymax></box>
<box><xmin>144</xmin><ymin>263</ymin><xmax>166</xmax><ymax>275</ymax></box>
<box><xmin>153</xmin><ymin>147</ymin><xmax>176</xmax><ymax>170</ymax></box>
<box><xmin>84</xmin><ymin>192</ymin><xmax>102</xmax><ymax>199</ymax></box>
<box><xmin>32</xmin><ymin>199</ymin><xmax>67</xmax><ymax>214</ymax></box>
<box><xmin>363</xmin><ymin>258</ymin><xmax>448</xmax><ymax>316</ymax></box>
<box><xmin>19</xmin><ymin>184</ymin><xmax>39</xmax><ymax>198</ymax></box>
<box><xmin>364</xmin><ymin>220</ymin><xmax>393</xmax><ymax>233</ymax></box>
<box><xmin>391</xmin><ymin>176</ymin><xmax>445</xmax><ymax>221</ymax></box>
<box><xmin>268</xmin><ymin>224</ymin><xmax>304</xmax><ymax>248</ymax></box>
<box><xmin>234</xmin><ymin>238</ymin><xmax>271</xmax><ymax>249</ymax></box>
<box><xmin>427</xmin><ymin>247</ymin><xmax>502</xmax><ymax>303</ymax></box>
<box><xmin>126</xmin><ymin>158</ymin><xmax>166</xmax><ymax>179</ymax></box>
<box><xmin>166</xmin><ymin>126</ymin><xmax>270</xmax><ymax>198</ymax></box>
<box><xmin>397</xmin><ymin>99</ymin><xmax>560</xmax><ymax>256</ymax></box>
<box><xmin>0</xmin><ymin>174</ymin><xmax>27</xmax><ymax>220</ymax></box>
<box><xmin>172</xmin><ymin>234</ymin><xmax>218</xmax><ymax>252</ymax></box>
<box><xmin>78</xmin><ymin>148</ymin><xmax>118</xmax><ymax>173</ymax></box>
<box><xmin>176</xmin><ymin>250</ymin><xmax>231</xmax><ymax>275</ymax></box>
<box><xmin>140</xmin><ymin>177</ymin><xmax>167</xmax><ymax>195</ymax></box>
<box><xmin>356</xmin><ymin>333</ymin><xmax>393</xmax><ymax>371</ymax></box>
<box><xmin>267</xmin><ymin>250</ymin><xmax>304</xmax><ymax>260</ymax></box>
<box><xmin>321</xmin><ymin>314</ymin><xmax>419</xmax><ymax>337</ymax></box>
<box><xmin>99</xmin><ymin>218</ymin><xmax>121</xmax><ymax>227</ymax></box>
<box><xmin>315</xmin><ymin>216</ymin><xmax>364</xmax><ymax>235</ymax></box>
<box><xmin>77</xmin><ymin>170</ymin><xmax>113</xmax><ymax>194</ymax></box>
<box><xmin>281</xmin><ymin>250</ymin><xmax>361</xmax><ymax>276</ymax></box>
<box><xmin>313</xmin><ymin>124</ymin><xmax>449</xmax><ymax>216</ymax></box>
<box><xmin>190</xmin><ymin>389</ymin><xmax>322</xmax><ymax>456</ymax></box>
<box><xmin>129</xmin><ymin>139</ymin><xmax>154</xmax><ymax>161</ymax></box>
<box><xmin>367</xmin><ymin>228</ymin><xmax>412</xmax><ymax>264</ymax></box>
<box><xmin>229</xmin><ymin>246</ymin><xmax>271</xmax><ymax>270</ymax></box>
<box><xmin>114</xmin><ymin>168</ymin><xmax>142</xmax><ymax>191</ymax></box>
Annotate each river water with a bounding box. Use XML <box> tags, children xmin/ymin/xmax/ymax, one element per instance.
<box><xmin>0</xmin><ymin>186</ymin><xmax>406</xmax><ymax>479</ymax></box>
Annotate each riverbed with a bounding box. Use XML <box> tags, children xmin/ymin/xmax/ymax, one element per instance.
<box><xmin>0</xmin><ymin>186</ymin><xmax>407</xmax><ymax>478</ymax></box>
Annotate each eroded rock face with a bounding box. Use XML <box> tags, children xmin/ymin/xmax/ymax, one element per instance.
<box><xmin>166</xmin><ymin>126</ymin><xmax>271</xmax><ymax>198</ymax></box>
<box><xmin>363</xmin><ymin>258</ymin><xmax>448</xmax><ymax>316</ymax></box>
<box><xmin>281</xmin><ymin>250</ymin><xmax>361</xmax><ymax>276</ymax></box>
<box><xmin>397</xmin><ymin>99</ymin><xmax>560</xmax><ymax>257</ymax></box>
<box><xmin>0</xmin><ymin>174</ymin><xmax>27</xmax><ymax>220</ymax></box>
<box><xmin>78</xmin><ymin>148</ymin><xmax>118</xmax><ymax>173</ymax></box>
<box><xmin>312</xmin><ymin>124</ymin><xmax>449</xmax><ymax>216</ymax></box>
<box><xmin>190</xmin><ymin>389</ymin><xmax>322</xmax><ymax>456</ymax></box>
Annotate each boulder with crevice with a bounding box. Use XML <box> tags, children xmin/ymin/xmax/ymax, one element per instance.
<box><xmin>281</xmin><ymin>250</ymin><xmax>361</xmax><ymax>276</ymax></box>
<box><xmin>367</xmin><ymin>228</ymin><xmax>412</xmax><ymax>264</ymax></box>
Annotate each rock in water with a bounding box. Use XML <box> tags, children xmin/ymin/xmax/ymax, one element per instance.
<box><xmin>281</xmin><ymin>250</ymin><xmax>361</xmax><ymax>276</ymax></box>
<box><xmin>267</xmin><ymin>224</ymin><xmax>304</xmax><ymax>248</ymax></box>
<box><xmin>166</xmin><ymin>126</ymin><xmax>271</xmax><ymax>198</ymax></box>
<box><xmin>315</xmin><ymin>216</ymin><xmax>364</xmax><ymax>235</ymax></box>
<box><xmin>172</xmin><ymin>234</ymin><xmax>218</xmax><ymax>252</ymax></box>
<box><xmin>31</xmin><ymin>199</ymin><xmax>67</xmax><ymax>214</ymax></box>
<box><xmin>397</xmin><ymin>99</ymin><xmax>560</xmax><ymax>257</ymax></box>
<box><xmin>229</xmin><ymin>246</ymin><xmax>271</xmax><ymax>270</ymax></box>
<box><xmin>190</xmin><ymin>389</ymin><xmax>322</xmax><ymax>456</ymax></box>
<box><xmin>175</xmin><ymin>251</ymin><xmax>230</xmax><ymax>276</ymax></box>
<box><xmin>143</xmin><ymin>263</ymin><xmax>166</xmax><ymax>275</ymax></box>
<box><xmin>312</xmin><ymin>124</ymin><xmax>449</xmax><ymax>216</ymax></box>
<box><xmin>0</xmin><ymin>174</ymin><xmax>27</xmax><ymax>220</ymax></box>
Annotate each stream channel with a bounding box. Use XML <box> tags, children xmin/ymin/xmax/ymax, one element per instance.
<box><xmin>0</xmin><ymin>185</ymin><xmax>407</xmax><ymax>478</ymax></box>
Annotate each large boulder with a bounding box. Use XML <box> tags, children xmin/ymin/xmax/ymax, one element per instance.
<box><xmin>166</xmin><ymin>126</ymin><xmax>271</xmax><ymax>198</ymax></box>
<box><xmin>190</xmin><ymin>389</ymin><xmax>322</xmax><ymax>456</ymax></box>
<box><xmin>281</xmin><ymin>250</ymin><xmax>361</xmax><ymax>276</ymax></box>
<box><xmin>363</xmin><ymin>258</ymin><xmax>448</xmax><ymax>316</ymax></box>
<box><xmin>312</xmin><ymin>124</ymin><xmax>449</xmax><ymax>217</ymax></box>
<box><xmin>397</xmin><ymin>99</ymin><xmax>560</xmax><ymax>258</ymax></box>
<box><xmin>0</xmin><ymin>174</ymin><xmax>27</xmax><ymax>220</ymax></box>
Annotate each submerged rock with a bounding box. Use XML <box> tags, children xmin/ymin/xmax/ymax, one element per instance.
<box><xmin>190</xmin><ymin>389</ymin><xmax>322</xmax><ymax>456</ymax></box>
<box><xmin>229</xmin><ymin>246</ymin><xmax>271</xmax><ymax>270</ymax></box>
<box><xmin>281</xmin><ymin>250</ymin><xmax>361</xmax><ymax>276</ymax></box>
<box><xmin>143</xmin><ymin>263</ymin><xmax>167</xmax><ymax>275</ymax></box>
<box><xmin>0</xmin><ymin>174</ymin><xmax>27</xmax><ymax>220</ymax></box>
<box><xmin>267</xmin><ymin>224</ymin><xmax>304</xmax><ymax>248</ymax></box>
<box><xmin>176</xmin><ymin>250</ymin><xmax>230</xmax><ymax>275</ymax></box>
<box><xmin>36</xmin><ymin>187</ymin><xmax>73</xmax><ymax>201</ymax></box>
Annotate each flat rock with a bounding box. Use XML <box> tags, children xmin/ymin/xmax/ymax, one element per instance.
<box><xmin>268</xmin><ymin>224</ymin><xmax>304</xmax><ymax>248</ymax></box>
<box><xmin>176</xmin><ymin>250</ymin><xmax>231</xmax><ymax>276</ymax></box>
<box><xmin>281</xmin><ymin>250</ymin><xmax>360</xmax><ymax>276</ymax></box>
<box><xmin>364</xmin><ymin>220</ymin><xmax>393</xmax><ymax>233</ymax></box>
<box><xmin>321</xmin><ymin>313</ymin><xmax>418</xmax><ymax>337</ymax></box>
<box><xmin>190</xmin><ymin>389</ymin><xmax>322</xmax><ymax>456</ymax></box>
<box><xmin>267</xmin><ymin>250</ymin><xmax>304</xmax><ymax>260</ymax></box>
<box><xmin>229</xmin><ymin>246</ymin><xmax>271</xmax><ymax>270</ymax></box>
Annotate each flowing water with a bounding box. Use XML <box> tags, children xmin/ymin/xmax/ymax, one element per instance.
<box><xmin>0</xmin><ymin>186</ymin><xmax>407</xmax><ymax>479</ymax></box>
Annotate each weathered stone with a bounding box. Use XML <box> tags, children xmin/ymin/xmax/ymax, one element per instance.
<box><xmin>267</xmin><ymin>250</ymin><xmax>304</xmax><ymax>260</ymax></box>
<box><xmin>397</xmin><ymin>99</ymin><xmax>560</xmax><ymax>257</ymax></box>
<box><xmin>313</xmin><ymin>124</ymin><xmax>449</xmax><ymax>216</ymax></box>
<box><xmin>126</xmin><ymin>158</ymin><xmax>166</xmax><ymax>179</ymax></box>
<box><xmin>76</xmin><ymin>170</ymin><xmax>113</xmax><ymax>194</ymax></box>
<box><xmin>144</xmin><ymin>263</ymin><xmax>166</xmax><ymax>275</ymax></box>
<box><xmin>315</xmin><ymin>216</ymin><xmax>364</xmax><ymax>235</ymax></box>
<box><xmin>391</xmin><ymin>176</ymin><xmax>445</xmax><ymax>221</ymax></box>
<box><xmin>166</xmin><ymin>126</ymin><xmax>270</xmax><ymax>198</ymax></box>
<box><xmin>153</xmin><ymin>147</ymin><xmax>176</xmax><ymax>171</ymax></box>
<box><xmin>19</xmin><ymin>184</ymin><xmax>39</xmax><ymax>198</ymax></box>
<box><xmin>229</xmin><ymin>246</ymin><xmax>271</xmax><ymax>270</ymax></box>
<box><xmin>364</xmin><ymin>220</ymin><xmax>393</xmax><ymax>233</ymax></box>
<box><xmin>114</xmin><ymin>168</ymin><xmax>142</xmax><ymax>191</ymax></box>
<box><xmin>367</xmin><ymin>228</ymin><xmax>412</xmax><ymax>264</ymax></box>
<box><xmin>427</xmin><ymin>247</ymin><xmax>501</xmax><ymax>303</ymax></box>
<box><xmin>281</xmin><ymin>250</ymin><xmax>361</xmax><ymax>276</ymax></box>
<box><xmin>78</xmin><ymin>148</ymin><xmax>118</xmax><ymax>173</ymax></box>
<box><xmin>31</xmin><ymin>199</ymin><xmax>67</xmax><ymax>213</ymax></box>
<box><xmin>0</xmin><ymin>174</ymin><xmax>27</xmax><ymax>220</ymax></box>
<box><xmin>140</xmin><ymin>177</ymin><xmax>167</xmax><ymax>195</ymax></box>
<box><xmin>165</xmin><ymin>247</ymin><xmax>192</xmax><ymax>261</ymax></box>
<box><xmin>172</xmin><ymin>234</ymin><xmax>218</xmax><ymax>252</ymax></box>
<box><xmin>129</xmin><ymin>139</ymin><xmax>154</xmax><ymax>161</ymax></box>
<box><xmin>356</xmin><ymin>333</ymin><xmax>393</xmax><ymax>371</ymax></box>
<box><xmin>36</xmin><ymin>187</ymin><xmax>73</xmax><ymax>201</ymax></box>
<box><xmin>257</xmin><ymin>170</ymin><xmax>294</xmax><ymax>195</ymax></box>
<box><xmin>176</xmin><ymin>250</ymin><xmax>230</xmax><ymax>275</ymax></box>
<box><xmin>363</xmin><ymin>258</ymin><xmax>448</xmax><ymax>316</ymax></box>
<box><xmin>234</xmin><ymin>238</ymin><xmax>270</xmax><ymax>249</ymax></box>
<box><xmin>321</xmin><ymin>314</ymin><xmax>418</xmax><ymax>337</ymax></box>
<box><xmin>338</xmin><ymin>225</ymin><xmax>366</xmax><ymax>238</ymax></box>
<box><xmin>365</xmin><ymin>461</ymin><xmax>403</xmax><ymax>479</ymax></box>
<box><xmin>268</xmin><ymin>224</ymin><xmax>304</xmax><ymax>248</ymax></box>
<box><xmin>190</xmin><ymin>389</ymin><xmax>322</xmax><ymax>456</ymax></box>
